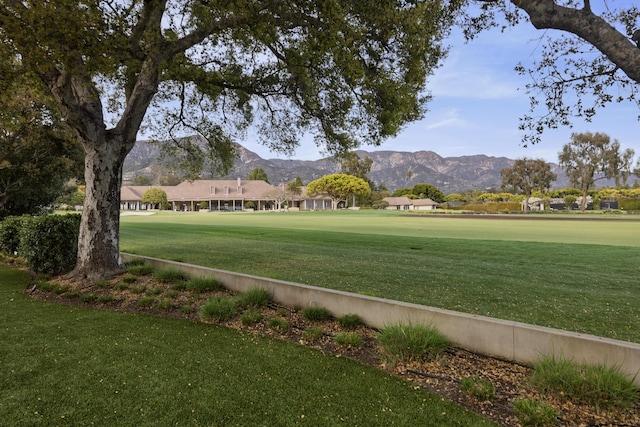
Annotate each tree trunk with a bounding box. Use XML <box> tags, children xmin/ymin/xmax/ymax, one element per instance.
<box><xmin>72</xmin><ymin>135</ymin><xmax>130</xmax><ymax>280</ymax></box>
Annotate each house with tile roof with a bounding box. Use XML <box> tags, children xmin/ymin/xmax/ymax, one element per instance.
<box><xmin>120</xmin><ymin>179</ymin><xmax>333</xmax><ymax>211</ymax></box>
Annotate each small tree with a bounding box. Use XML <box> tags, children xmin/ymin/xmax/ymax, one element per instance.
<box><xmin>564</xmin><ymin>195</ymin><xmax>578</xmax><ymax>211</ymax></box>
<box><xmin>306</xmin><ymin>174</ymin><xmax>371</xmax><ymax>210</ymax></box>
<box><xmin>141</xmin><ymin>188</ymin><xmax>168</xmax><ymax>210</ymax></box>
<box><xmin>285</xmin><ymin>177</ymin><xmax>303</xmax><ymax>209</ymax></box>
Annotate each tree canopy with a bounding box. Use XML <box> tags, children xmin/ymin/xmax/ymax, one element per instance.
<box><xmin>141</xmin><ymin>188</ymin><xmax>168</xmax><ymax>210</ymax></box>
<box><xmin>0</xmin><ymin>0</ymin><xmax>458</xmax><ymax>279</ymax></box>
<box><xmin>392</xmin><ymin>183</ymin><xmax>445</xmax><ymax>203</ymax></box>
<box><xmin>462</xmin><ymin>0</ymin><xmax>640</xmax><ymax>144</ymax></box>
<box><xmin>306</xmin><ymin>174</ymin><xmax>371</xmax><ymax>209</ymax></box>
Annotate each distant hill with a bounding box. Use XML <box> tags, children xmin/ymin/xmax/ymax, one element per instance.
<box><xmin>123</xmin><ymin>139</ymin><xmax>581</xmax><ymax>193</ymax></box>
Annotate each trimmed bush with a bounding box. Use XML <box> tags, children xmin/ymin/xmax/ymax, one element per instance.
<box><xmin>377</xmin><ymin>322</ymin><xmax>447</xmax><ymax>364</ymax></box>
<box><xmin>0</xmin><ymin>215</ymin><xmax>30</xmax><ymax>255</ymax></box>
<box><xmin>18</xmin><ymin>214</ymin><xmax>81</xmax><ymax>275</ymax></box>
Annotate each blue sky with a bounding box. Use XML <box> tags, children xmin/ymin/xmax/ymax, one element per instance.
<box><xmin>241</xmin><ymin>18</ymin><xmax>640</xmax><ymax>164</ymax></box>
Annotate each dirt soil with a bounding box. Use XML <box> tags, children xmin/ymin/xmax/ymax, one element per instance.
<box><xmin>29</xmin><ymin>272</ymin><xmax>640</xmax><ymax>427</ymax></box>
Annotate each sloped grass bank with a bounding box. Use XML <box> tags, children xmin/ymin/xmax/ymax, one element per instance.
<box><xmin>0</xmin><ymin>266</ymin><xmax>495</xmax><ymax>427</ymax></box>
<box><xmin>120</xmin><ymin>213</ymin><xmax>640</xmax><ymax>343</ymax></box>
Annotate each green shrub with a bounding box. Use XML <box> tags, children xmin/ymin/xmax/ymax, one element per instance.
<box><xmin>18</xmin><ymin>214</ymin><xmax>81</xmax><ymax>275</ymax></box>
<box><xmin>302</xmin><ymin>306</ymin><xmax>330</xmax><ymax>321</ymax></box>
<box><xmin>138</xmin><ymin>296</ymin><xmax>156</xmax><ymax>307</ymax></box>
<box><xmin>529</xmin><ymin>354</ymin><xmax>639</xmax><ymax>410</ymax></box>
<box><xmin>154</xmin><ymin>268</ymin><xmax>188</xmax><ymax>284</ymax></box>
<box><xmin>377</xmin><ymin>322</ymin><xmax>447</xmax><ymax>364</ymax></box>
<box><xmin>337</xmin><ymin>314</ymin><xmax>362</xmax><ymax>330</ymax></box>
<box><xmin>186</xmin><ymin>277</ymin><xmax>222</xmax><ymax>293</ymax></box>
<box><xmin>199</xmin><ymin>297</ymin><xmax>237</xmax><ymax>322</ymax></box>
<box><xmin>461</xmin><ymin>377</ymin><xmax>496</xmax><ymax>402</ymax></box>
<box><xmin>267</xmin><ymin>317</ymin><xmax>288</xmax><ymax>333</ymax></box>
<box><xmin>157</xmin><ymin>298</ymin><xmax>175</xmax><ymax>310</ymax></box>
<box><xmin>512</xmin><ymin>398</ymin><xmax>559</xmax><ymax>427</ymax></box>
<box><xmin>236</xmin><ymin>287</ymin><xmax>272</xmax><ymax>308</ymax></box>
<box><xmin>335</xmin><ymin>332</ymin><xmax>363</xmax><ymax>349</ymax></box>
<box><xmin>241</xmin><ymin>309</ymin><xmax>263</xmax><ymax>326</ymax></box>
<box><xmin>80</xmin><ymin>293</ymin><xmax>98</xmax><ymax>303</ymax></box>
<box><xmin>0</xmin><ymin>215</ymin><xmax>30</xmax><ymax>255</ymax></box>
<box><xmin>126</xmin><ymin>264</ymin><xmax>154</xmax><ymax>276</ymax></box>
<box><xmin>303</xmin><ymin>327</ymin><xmax>323</xmax><ymax>342</ymax></box>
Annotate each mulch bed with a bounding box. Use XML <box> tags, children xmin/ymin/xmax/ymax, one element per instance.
<box><xmin>26</xmin><ymin>271</ymin><xmax>640</xmax><ymax>427</ymax></box>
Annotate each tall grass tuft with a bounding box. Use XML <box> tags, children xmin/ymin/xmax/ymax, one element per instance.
<box><xmin>126</xmin><ymin>264</ymin><xmax>154</xmax><ymax>276</ymax></box>
<box><xmin>236</xmin><ymin>287</ymin><xmax>272</xmax><ymax>308</ymax></box>
<box><xmin>337</xmin><ymin>314</ymin><xmax>362</xmax><ymax>330</ymax></box>
<box><xmin>186</xmin><ymin>277</ymin><xmax>222</xmax><ymax>293</ymax></box>
<box><xmin>512</xmin><ymin>398</ymin><xmax>559</xmax><ymax>427</ymax></box>
<box><xmin>529</xmin><ymin>354</ymin><xmax>638</xmax><ymax>410</ymax></box>
<box><xmin>154</xmin><ymin>268</ymin><xmax>188</xmax><ymax>284</ymax></box>
<box><xmin>377</xmin><ymin>322</ymin><xmax>447</xmax><ymax>365</ymax></box>
<box><xmin>199</xmin><ymin>297</ymin><xmax>237</xmax><ymax>322</ymax></box>
<box><xmin>302</xmin><ymin>306</ymin><xmax>330</xmax><ymax>321</ymax></box>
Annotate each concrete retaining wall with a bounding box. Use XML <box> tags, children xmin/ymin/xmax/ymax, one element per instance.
<box><xmin>122</xmin><ymin>253</ymin><xmax>640</xmax><ymax>385</ymax></box>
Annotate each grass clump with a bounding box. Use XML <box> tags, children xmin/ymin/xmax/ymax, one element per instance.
<box><xmin>337</xmin><ymin>313</ymin><xmax>362</xmax><ymax>330</ymax></box>
<box><xmin>199</xmin><ymin>297</ymin><xmax>237</xmax><ymax>322</ymax></box>
<box><xmin>186</xmin><ymin>277</ymin><xmax>222</xmax><ymax>293</ymax></box>
<box><xmin>114</xmin><ymin>283</ymin><xmax>129</xmax><ymax>291</ymax></box>
<box><xmin>529</xmin><ymin>354</ymin><xmax>638</xmax><ymax>410</ymax></box>
<box><xmin>126</xmin><ymin>264</ymin><xmax>154</xmax><ymax>276</ymax></box>
<box><xmin>512</xmin><ymin>398</ymin><xmax>559</xmax><ymax>426</ymax></box>
<box><xmin>377</xmin><ymin>322</ymin><xmax>447</xmax><ymax>364</ymax></box>
<box><xmin>461</xmin><ymin>377</ymin><xmax>496</xmax><ymax>402</ymax></box>
<box><xmin>180</xmin><ymin>304</ymin><xmax>193</xmax><ymax>314</ymax></box>
<box><xmin>97</xmin><ymin>295</ymin><xmax>114</xmax><ymax>304</ymax></box>
<box><xmin>130</xmin><ymin>285</ymin><xmax>146</xmax><ymax>294</ymax></box>
<box><xmin>122</xmin><ymin>275</ymin><xmax>137</xmax><ymax>284</ymax></box>
<box><xmin>267</xmin><ymin>317</ymin><xmax>288</xmax><ymax>333</ymax></box>
<box><xmin>80</xmin><ymin>293</ymin><xmax>98</xmax><ymax>303</ymax></box>
<box><xmin>302</xmin><ymin>306</ymin><xmax>330</xmax><ymax>322</ymax></box>
<box><xmin>157</xmin><ymin>298</ymin><xmax>175</xmax><ymax>310</ymax></box>
<box><xmin>236</xmin><ymin>287</ymin><xmax>272</xmax><ymax>308</ymax></box>
<box><xmin>138</xmin><ymin>296</ymin><xmax>156</xmax><ymax>307</ymax></box>
<box><xmin>146</xmin><ymin>287</ymin><xmax>163</xmax><ymax>296</ymax></box>
<box><xmin>335</xmin><ymin>332</ymin><xmax>363</xmax><ymax>349</ymax></box>
<box><xmin>64</xmin><ymin>290</ymin><xmax>80</xmax><ymax>299</ymax></box>
<box><xmin>96</xmin><ymin>280</ymin><xmax>111</xmax><ymax>289</ymax></box>
<box><xmin>165</xmin><ymin>290</ymin><xmax>180</xmax><ymax>299</ymax></box>
<box><xmin>303</xmin><ymin>327</ymin><xmax>323</xmax><ymax>342</ymax></box>
<box><xmin>154</xmin><ymin>268</ymin><xmax>188</xmax><ymax>284</ymax></box>
<box><xmin>240</xmin><ymin>309</ymin><xmax>263</xmax><ymax>326</ymax></box>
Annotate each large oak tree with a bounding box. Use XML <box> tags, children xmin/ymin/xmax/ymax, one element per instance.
<box><xmin>0</xmin><ymin>0</ymin><xmax>458</xmax><ymax>280</ymax></box>
<box><xmin>500</xmin><ymin>158</ymin><xmax>556</xmax><ymax>211</ymax></box>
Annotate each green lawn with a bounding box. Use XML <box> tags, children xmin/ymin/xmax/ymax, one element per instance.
<box><xmin>120</xmin><ymin>210</ymin><xmax>640</xmax><ymax>343</ymax></box>
<box><xmin>0</xmin><ymin>266</ymin><xmax>495</xmax><ymax>426</ymax></box>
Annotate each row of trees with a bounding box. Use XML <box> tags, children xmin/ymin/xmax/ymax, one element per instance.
<box><xmin>500</xmin><ymin>132</ymin><xmax>637</xmax><ymax>211</ymax></box>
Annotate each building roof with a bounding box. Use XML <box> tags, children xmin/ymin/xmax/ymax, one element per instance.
<box><xmin>165</xmin><ymin>179</ymin><xmax>277</xmax><ymax>201</ymax></box>
<box><xmin>383</xmin><ymin>196</ymin><xmax>413</xmax><ymax>206</ymax></box>
<box><xmin>411</xmin><ymin>198</ymin><xmax>438</xmax><ymax>206</ymax></box>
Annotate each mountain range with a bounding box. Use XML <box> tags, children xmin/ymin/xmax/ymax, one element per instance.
<box><xmin>123</xmin><ymin>139</ymin><xmax>577</xmax><ymax>194</ymax></box>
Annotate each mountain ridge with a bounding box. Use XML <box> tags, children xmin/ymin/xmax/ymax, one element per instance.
<box><xmin>123</xmin><ymin>140</ymin><xmax>574</xmax><ymax>193</ymax></box>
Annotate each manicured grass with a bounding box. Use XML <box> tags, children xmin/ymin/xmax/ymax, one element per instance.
<box><xmin>120</xmin><ymin>211</ymin><xmax>640</xmax><ymax>343</ymax></box>
<box><xmin>0</xmin><ymin>266</ymin><xmax>495</xmax><ymax>426</ymax></box>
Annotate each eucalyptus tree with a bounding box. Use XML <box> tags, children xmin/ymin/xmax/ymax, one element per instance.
<box><xmin>500</xmin><ymin>158</ymin><xmax>556</xmax><ymax>211</ymax></box>
<box><xmin>558</xmin><ymin>132</ymin><xmax>623</xmax><ymax>211</ymax></box>
<box><xmin>466</xmin><ymin>0</ymin><xmax>640</xmax><ymax>144</ymax></box>
<box><xmin>0</xmin><ymin>1</ymin><xmax>459</xmax><ymax>279</ymax></box>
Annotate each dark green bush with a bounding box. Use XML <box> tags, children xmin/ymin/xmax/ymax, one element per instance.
<box><xmin>0</xmin><ymin>215</ymin><xmax>30</xmax><ymax>255</ymax></box>
<box><xmin>18</xmin><ymin>214</ymin><xmax>81</xmax><ymax>275</ymax></box>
